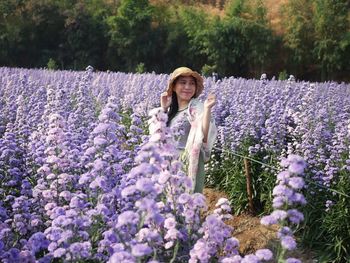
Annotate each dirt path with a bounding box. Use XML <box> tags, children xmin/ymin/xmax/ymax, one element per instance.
<box><xmin>204</xmin><ymin>188</ymin><xmax>316</xmax><ymax>262</ymax></box>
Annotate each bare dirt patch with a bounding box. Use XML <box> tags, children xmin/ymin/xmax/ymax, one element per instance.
<box><xmin>203</xmin><ymin>188</ymin><xmax>316</xmax><ymax>262</ymax></box>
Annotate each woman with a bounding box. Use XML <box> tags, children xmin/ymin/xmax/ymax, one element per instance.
<box><xmin>160</xmin><ymin>67</ymin><xmax>217</xmax><ymax>193</ymax></box>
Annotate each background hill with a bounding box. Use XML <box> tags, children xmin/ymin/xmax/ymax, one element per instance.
<box><xmin>151</xmin><ymin>0</ymin><xmax>295</xmax><ymax>34</ymax></box>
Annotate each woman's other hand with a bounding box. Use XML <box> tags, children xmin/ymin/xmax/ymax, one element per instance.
<box><xmin>160</xmin><ymin>91</ymin><xmax>172</xmax><ymax>111</ymax></box>
<box><xmin>204</xmin><ymin>93</ymin><xmax>216</xmax><ymax>110</ymax></box>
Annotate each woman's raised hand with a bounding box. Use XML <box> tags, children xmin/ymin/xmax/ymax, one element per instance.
<box><xmin>160</xmin><ymin>91</ymin><xmax>172</xmax><ymax>111</ymax></box>
<box><xmin>204</xmin><ymin>93</ymin><xmax>216</xmax><ymax>109</ymax></box>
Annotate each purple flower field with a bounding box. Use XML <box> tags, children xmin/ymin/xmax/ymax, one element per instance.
<box><xmin>0</xmin><ymin>66</ymin><xmax>349</xmax><ymax>262</ymax></box>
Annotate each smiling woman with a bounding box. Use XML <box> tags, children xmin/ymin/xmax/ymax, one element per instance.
<box><xmin>159</xmin><ymin>67</ymin><xmax>217</xmax><ymax>193</ymax></box>
<box><xmin>173</xmin><ymin>76</ymin><xmax>196</xmax><ymax>106</ymax></box>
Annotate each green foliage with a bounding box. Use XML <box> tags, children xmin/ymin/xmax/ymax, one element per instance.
<box><xmin>47</xmin><ymin>58</ymin><xmax>58</xmax><ymax>70</ymax></box>
<box><xmin>253</xmin><ymin>0</ymin><xmax>268</xmax><ymax>24</ymax></box>
<box><xmin>107</xmin><ymin>0</ymin><xmax>155</xmax><ymax>72</ymax></box>
<box><xmin>177</xmin><ymin>6</ymin><xmax>211</xmax><ymax>71</ymax></box>
<box><xmin>159</xmin><ymin>9</ymin><xmax>192</xmax><ymax>72</ymax></box>
<box><xmin>225</xmin><ymin>0</ymin><xmax>247</xmax><ymax>17</ymax></box>
<box><xmin>206</xmin><ymin>152</ymin><xmax>249</xmax><ymax>214</ymax></box>
<box><xmin>313</xmin><ymin>0</ymin><xmax>350</xmax><ymax>80</ymax></box>
<box><xmin>200</xmin><ymin>12</ymin><xmax>276</xmax><ymax>77</ymax></box>
<box><xmin>135</xmin><ymin>62</ymin><xmax>146</xmax><ymax>73</ymax></box>
<box><xmin>281</xmin><ymin>0</ymin><xmax>315</xmax><ymax>77</ymax></box>
<box><xmin>60</xmin><ymin>2</ymin><xmax>110</xmax><ymax>70</ymax></box>
<box><xmin>301</xmin><ymin>170</ymin><xmax>350</xmax><ymax>262</ymax></box>
<box><xmin>0</xmin><ymin>0</ymin><xmax>112</xmax><ymax>70</ymax></box>
<box><xmin>278</xmin><ymin>70</ymin><xmax>288</xmax><ymax>80</ymax></box>
<box><xmin>206</xmin><ymin>140</ymin><xmax>278</xmax><ymax>215</ymax></box>
<box><xmin>0</xmin><ymin>0</ymin><xmax>65</xmax><ymax>67</ymax></box>
<box><xmin>201</xmin><ymin>64</ymin><xmax>217</xmax><ymax>76</ymax></box>
<box><xmin>203</xmin><ymin>17</ymin><xmax>248</xmax><ymax>76</ymax></box>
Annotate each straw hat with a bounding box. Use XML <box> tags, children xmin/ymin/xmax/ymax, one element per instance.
<box><xmin>167</xmin><ymin>67</ymin><xmax>204</xmax><ymax>98</ymax></box>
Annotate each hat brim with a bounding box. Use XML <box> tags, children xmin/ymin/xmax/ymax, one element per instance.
<box><xmin>167</xmin><ymin>69</ymin><xmax>204</xmax><ymax>98</ymax></box>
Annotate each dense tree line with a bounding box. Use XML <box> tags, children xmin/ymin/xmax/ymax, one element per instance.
<box><xmin>0</xmin><ymin>0</ymin><xmax>349</xmax><ymax>81</ymax></box>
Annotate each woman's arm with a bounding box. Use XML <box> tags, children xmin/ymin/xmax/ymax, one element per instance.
<box><xmin>202</xmin><ymin>94</ymin><xmax>216</xmax><ymax>143</ymax></box>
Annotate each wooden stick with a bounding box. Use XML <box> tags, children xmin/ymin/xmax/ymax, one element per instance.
<box><xmin>244</xmin><ymin>158</ymin><xmax>255</xmax><ymax>215</ymax></box>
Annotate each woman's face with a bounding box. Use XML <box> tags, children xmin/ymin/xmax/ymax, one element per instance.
<box><xmin>173</xmin><ymin>76</ymin><xmax>196</xmax><ymax>102</ymax></box>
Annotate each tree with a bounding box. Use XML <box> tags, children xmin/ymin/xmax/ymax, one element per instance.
<box><xmin>177</xmin><ymin>6</ymin><xmax>211</xmax><ymax>71</ymax></box>
<box><xmin>281</xmin><ymin>0</ymin><xmax>315</xmax><ymax>78</ymax></box>
<box><xmin>0</xmin><ymin>0</ymin><xmax>65</xmax><ymax>68</ymax></box>
<box><xmin>107</xmin><ymin>0</ymin><xmax>155</xmax><ymax>72</ymax></box>
<box><xmin>225</xmin><ymin>0</ymin><xmax>247</xmax><ymax>17</ymax></box>
<box><xmin>151</xmin><ymin>4</ymin><xmax>193</xmax><ymax>73</ymax></box>
<box><xmin>206</xmin><ymin>0</ymin><xmax>276</xmax><ymax>77</ymax></box>
<box><xmin>313</xmin><ymin>0</ymin><xmax>350</xmax><ymax>80</ymax></box>
<box><xmin>204</xmin><ymin>17</ymin><xmax>248</xmax><ymax>77</ymax></box>
<box><xmin>59</xmin><ymin>1</ymin><xmax>110</xmax><ymax>70</ymax></box>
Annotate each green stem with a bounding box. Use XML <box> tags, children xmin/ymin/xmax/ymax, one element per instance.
<box><xmin>277</xmin><ymin>245</ymin><xmax>287</xmax><ymax>263</ymax></box>
<box><xmin>169</xmin><ymin>240</ymin><xmax>180</xmax><ymax>263</ymax></box>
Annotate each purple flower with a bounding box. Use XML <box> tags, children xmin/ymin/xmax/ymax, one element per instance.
<box><xmin>164</xmin><ymin>241</ymin><xmax>174</xmax><ymax>249</ymax></box>
<box><xmin>288</xmin><ymin>162</ymin><xmax>305</xmax><ymax>175</ymax></box>
<box><xmin>108</xmin><ymin>251</ymin><xmax>135</xmax><ymax>263</ymax></box>
<box><xmin>260</xmin><ymin>215</ymin><xmax>277</xmax><ymax>225</ymax></box>
<box><xmin>277</xmin><ymin>171</ymin><xmax>290</xmax><ymax>181</ymax></box>
<box><xmin>290</xmin><ymin>193</ymin><xmax>307</xmax><ymax>205</ymax></box>
<box><xmin>271</xmin><ymin>210</ymin><xmax>288</xmax><ymax>221</ymax></box>
<box><xmin>90</xmin><ymin>176</ymin><xmax>108</xmax><ymax>190</ymax></box>
<box><xmin>135</xmin><ymin>178</ymin><xmax>154</xmax><ymax>192</ymax></box>
<box><xmin>131</xmin><ymin>243</ymin><xmax>152</xmax><ymax>257</ymax></box>
<box><xmin>19</xmin><ymin>250</ymin><xmax>36</xmax><ymax>263</ymax></box>
<box><xmin>121</xmin><ymin>185</ymin><xmax>137</xmax><ymax>197</ymax></box>
<box><xmin>158</xmin><ymin>171</ymin><xmax>171</xmax><ymax>184</ymax></box>
<box><xmin>288</xmin><ymin>177</ymin><xmax>305</xmax><ymax>189</ymax></box>
<box><xmin>116</xmin><ymin>211</ymin><xmax>140</xmax><ymax>227</ymax></box>
<box><xmin>27</xmin><ymin>232</ymin><xmax>49</xmax><ymax>253</ymax></box>
<box><xmin>178</xmin><ymin>193</ymin><xmax>191</xmax><ymax>204</ymax></box>
<box><xmin>69</xmin><ymin>241</ymin><xmax>92</xmax><ymax>258</ymax></box>
<box><xmin>164</xmin><ymin>217</ymin><xmax>176</xmax><ymax>229</ymax></box>
<box><xmin>241</xmin><ymin>254</ymin><xmax>260</xmax><ymax>263</ymax></box>
<box><xmin>286</xmin><ymin>258</ymin><xmax>302</xmax><ymax>263</ymax></box>
<box><xmin>273</xmin><ymin>185</ymin><xmax>293</xmax><ymax>198</ymax></box>
<box><xmin>255</xmin><ymin>249</ymin><xmax>273</xmax><ymax>260</ymax></box>
<box><xmin>164</xmin><ymin>228</ymin><xmax>179</xmax><ymax>240</ymax></box>
<box><xmin>59</xmin><ymin>191</ymin><xmax>72</xmax><ymax>201</ymax></box>
<box><xmin>93</xmin><ymin>159</ymin><xmax>107</xmax><ymax>171</ymax></box>
<box><xmin>280</xmin><ymin>158</ymin><xmax>290</xmax><ymax>167</ymax></box>
<box><xmin>192</xmin><ymin>193</ymin><xmax>206</xmax><ymax>208</ymax></box>
<box><xmin>272</xmin><ymin>196</ymin><xmax>285</xmax><ymax>208</ymax></box>
<box><xmin>277</xmin><ymin>226</ymin><xmax>293</xmax><ymax>238</ymax></box>
<box><xmin>94</xmin><ymin>137</ymin><xmax>108</xmax><ymax>146</ymax></box>
<box><xmin>281</xmin><ymin>235</ymin><xmax>297</xmax><ymax>250</ymax></box>
<box><xmin>189</xmin><ymin>239</ymin><xmax>210</xmax><ymax>262</ymax></box>
<box><xmin>287</xmin><ymin>209</ymin><xmax>304</xmax><ymax>224</ymax></box>
<box><xmin>70</xmin><ymin>196</ymin><xmax>86</xmax><ymax>209</ymax></box>
<box><xmin>53</xmin><ymin>247</ymin><xmax>66</xmax><ymax>258</ymax></box>
<box><xmin>221</xmin><ymin>255</ymin><xmax>243</xmax><ymax>263</ymax></box>
<box><xmin>224</xmin><ymin>237</ymin><xmax>239</xmax><ymax>252</ymax></box>
<box><xmin>93</xmin><ymin>123</ymin><xmax>110</xmax><ymax>134</ymax></box>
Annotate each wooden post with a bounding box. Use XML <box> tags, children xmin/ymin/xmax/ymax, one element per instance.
<box><xmin>244</xmin><ymin>158</ymin><xmax>255</xmax><ymax>215</ymax></box>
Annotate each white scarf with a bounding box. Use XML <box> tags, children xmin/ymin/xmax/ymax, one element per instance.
<box><xmin>184</xmin><ymin>98</ymin><xmax>217</xmax><ymax>189</ymax></box>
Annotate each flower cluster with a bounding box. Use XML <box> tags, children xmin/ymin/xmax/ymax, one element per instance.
<box><xmin>261</xmin><ymin>154</ymin><xmax>307</xmax><ymax>262</ymax></box>
<box><xmin>104</xmin><ymin>108</ymin><xmax>236</xmax><ymax>262</ymax></box>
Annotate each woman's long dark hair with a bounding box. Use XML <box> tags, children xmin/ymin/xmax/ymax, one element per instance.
<box><xmin>166</xmin><ymin>92</ymin><xmax>179</xmax><ymax>126</ymax></box>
